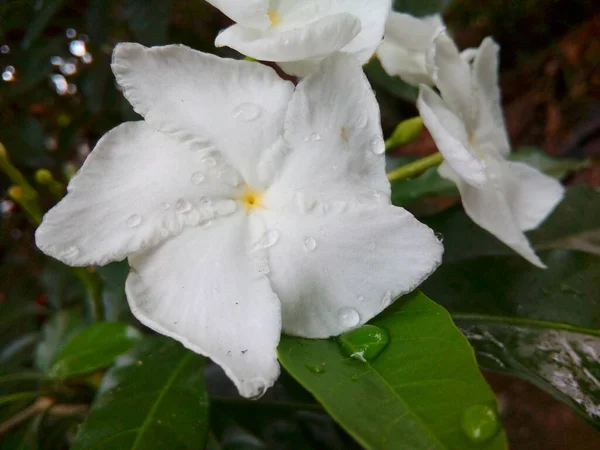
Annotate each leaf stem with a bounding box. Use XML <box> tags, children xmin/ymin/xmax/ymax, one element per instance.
<box><xmin>387</xmin><ymin>153</ymin><xmax>444</xmax><ymax>182</ymax></box>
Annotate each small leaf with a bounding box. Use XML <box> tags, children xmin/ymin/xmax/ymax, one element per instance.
<box><xmin>278</xmin><ymin>291</ymin><xmax>507</xmax><ymax>450</ymax></box>
<box><xmin>511</xmin><ymin>146</ymin><xmax>590</xmax><ymax>179</ymax></box>
<box><xmin>49</xmin><ymin>322</ymin><xmax>142</xmax><ymax>380</ymax></box>
<box><xmin>71</xmin><ymin>336</ymin><xmax>209</xmax><ymax>450</ymax></box>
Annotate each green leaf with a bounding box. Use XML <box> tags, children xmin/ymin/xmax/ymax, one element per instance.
<box><xmin>278</xmin><ymin>291</ymin><xmax>507</xmax><ymax>450</ymax></box>
<box><xmin>364</xmin><ymin>59</ymin><xmax>418</xmax><ymax>103</ymax></box>
<box><xmin>391</xmin><ymin>167</ymin><xmax>457</xmax><ymax>206</ymax></box>
<box><xmin>34</xmin><ymin>309</ymin><xmax>83</xmax><ymax>373</ymax></box>
<box><xmin>423</xmin><ymin>250</ymin><xmax>600</xmax><ymax>426</ymax></box>
<box><xmin>71</xmin><ymin>336</ymin><xmax>209</xmax><ymax>450</ymax></box>
<box><xmin>0</xmin><ymin>412</ymin><xmax>44</xmax><ymax>450</ymax></box>
<box><xmin>49</xmin><ymin>322</ymin><xmax>142</xmax><ymax>380</ymax></box>
<box><xmin>511</xmin><ymin>146</ymin><xmax>590</xmax><ymax>179</ymax></box>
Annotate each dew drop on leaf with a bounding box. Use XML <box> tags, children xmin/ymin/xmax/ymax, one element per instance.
<box><xmin>460</xmin><ymin>404</ymin><xmax>500</xmax><ymax>443</ymax></box>
<box><xmin>338</xmin><ymin>324</ymin><xmax>389</xmax><ymax>362</ymax></box>
<box><xmin>306</xmin><ymin>364</ymin><xmax>325</xmax><ymax>374</ymax></box>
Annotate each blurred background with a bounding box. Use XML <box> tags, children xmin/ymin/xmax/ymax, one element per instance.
<box><xmin>0</xmin><ymin>0</ymin><xmax>599</xmax><ymax>448</ymax></box>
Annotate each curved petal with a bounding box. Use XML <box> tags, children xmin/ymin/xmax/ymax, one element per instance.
<box><xmin>377</xmin><ymin>39</ymin><xmax>432</xmax><ymax>86</ymax></box>
<box><xmin>384</xmin><ymin>12</ymin><xmax>443</xmax><ymax>52</ymax></box>
<box><xmin>505</xmin><ymin>162</ymin><xmax>565</xmax><ymax>231</ymax></box>
<box><xmin>36</xmin><ymin>122</ymin><xmax>240</xmax><ymax>267</ymax></box>
<box><xmin>417</xmin><ymin>85</ymin><xmax>486</xmax><ymax>187</ymax></box>
<box><xmin>277</xmin><ymin>59</ymin><xmax>323</xmax><ymax>77</ymax></box>
<box><xmin>265</xmin><ymin>53</ymin><xmax>389</xmax><ymax>210</ymax></box>
<box><xmin>258</xmin><ymin>203</ymin><xmax>443</xmax><ymax>338</ymax></box>
<box><xmin>205</xmin><ymin>0</ymin><xmax>271</xmax><ymax>29</ymax></box>
<box><xmin>112</xmin><ymin>44</ymin><xmax>294</xmax><ymax>188</ymax></box>
<box><xmin>427</xmin><ymin>30</ymin><xmax>475</xmax><ymax>129</ymax></box>
<box><xmin>472</xmin><ymin>37</ymin><xmax>511</xmax><ymax>157</ymax></box>
<box><xmin>126</xmin><ymin>211</ymin><xmax>281</xmax><ymax>399</ymax></box>
<box><xmin>442</xmin><ymin>161</ymin><xmax>546</xmax><ymax>268</ymax></box>
<box><xmin>215</xmin><ymin>14</ymin><xmax>361</xmax><ymax>62</ymax></box>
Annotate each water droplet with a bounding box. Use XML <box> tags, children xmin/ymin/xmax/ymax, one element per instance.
<box><xmin>368</xmin><ymin>242</ymin><xmax>375</xmax><ymax>251</ymax></box>
<box><xmin>199</xmin><ymin>196</ymin><xmax>211</xmax><ymax>208</ymax></box>
<box><xmin>357</xmin><ymin>295</ymin><xmax>364</xmax><ymax>302</ymax></box>
<box><xmin>215</xmin><ymin>199</ymin><xmax>237</xmax><ymax>216</ymax></box>
<box><xmin>460</xmin><ymin>404</ymin><xmax>501</xmax><ymax>443</ymax></box>
<box><xmin>355</xmin><ymin>113</ymin><xmax>368</xmax><ymax>129</ymax></box>
<box><xmin>253</xmin><ymin>230</ymin><xmax>281</xmax><ymax>251</ymax></box>
<box><xmin>247</xmin><ymin>378</ymin><xmax>268</xmax><ymax>400</ymax></box>
<box><xmin>175</xmin><ymin>199</ymin><xmax>192</xmax><ymax>214</ymax></box>
<box><xmin>303</xmin><ymin>236</ymin><xmax>317</xmax><ymax>252</ymax></box>
<box><xmin>60</xmin><ymin>245</ymin><xmax>80</xmax><ymax>259</ymax></box>
<box><xmin>338</xmin><ymin>325</ymin><xmax>390</xmax><ymax>362</ymax></box>
<box><xmin>369</xmin><ymin>136</ymin><xmax>385</xmax><ymax>154</ymax></box>
<box><xmin>202</xmin><ymin>157</ymin><xmax>217</xmax><ymax>167</ymax></box>
<box><xmin>310</xmin><ymin>132</ymin><xmax>322</xmax><ymax>142</ymax></box>
<box><xmin>161</xmin><ymin>202</ymin><xmax>171</xmax><ymax>210</ymax></box>
<box><xmin>306</xmin><ymin>364</ymin><xmax>325</xmax><ymax>374</ymax></box>
<box><xmin>381</xmin><ymin>291</ymin><xmax>393</xmax><ymax>308</ymax></box>
<box><xmin>233</xmin><ymin>102</ymin><xmax>261</xmax><ymax>122</ymax></box>
<box><xmin>191</xmin><ymin>172</ymin><xmax>205</xmax><ymax>185</ymax></box>
<box><xmin>127</xmin><ymin>214</ymin><xmax>142</xmax><ymax>228</ymax></box>
<box><xmin>435</xmin><ymin>232</ymin><xmax>444</xmax><ymax>242</ymax></box>
<box><xmin>338</xmin><ymin>307</ymin><xmax>360</xmax><ymax>328</ymax></box>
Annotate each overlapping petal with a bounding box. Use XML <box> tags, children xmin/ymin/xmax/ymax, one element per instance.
<box><xmin>35</xmin><ymin>122</ymin><xmax>240</xmax><ymax>267</ymax></box>
<box><xmin>260</xmin><ymin>204</ymin><xmax>443</xmax><ymax>337</ymax></box>
<box><xmin>112</xmin><ymin>43</ymin><xmax>294</xmax><ymax>188</ymax></box>
<box><xmin>126</xmin><ymin>211</ymin><xmax>281</xmax><ymax>399</ymax></box>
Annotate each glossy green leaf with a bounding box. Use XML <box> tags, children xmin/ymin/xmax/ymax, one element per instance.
<box><xmin>71</xmin><ymin>336</ymin><xmax>209</xmax><ymax>450</ymax></box>
<box><xmin>49</xmin><ymin>322</ymin><xmax>142</xmax><ymax>380</ymax></box>
<box><xmin>34</xmin><ymin>309</ymin><xmax>83</xmax><ymax>373</ymax></box>
<box><xmin>278</xmin><ymin>291</ymin><xmax>507</xmax><ymax>450</ymax></box>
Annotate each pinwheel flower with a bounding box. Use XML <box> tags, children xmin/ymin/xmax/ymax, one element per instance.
<box><xmin>377</xmin><ymin>12</ymin><xmax>444</xmax><ymax>86</ymax></box>
<box><xmin>36</xmin><ymin>44</ymin><xmax>443</xmax><ymax>398</ymax></box>
<box><xmin>417</xmin><ymin>32</ymin><xmax>564</xmax><ymax>267</ymax></box>
<box><xmin>207</xmin><ymin>0</ymin><xmax>391</xmax><ymax>76</ymax></box>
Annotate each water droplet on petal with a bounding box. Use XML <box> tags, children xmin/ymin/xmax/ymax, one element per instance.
<box><xmin>460</xmin><ymin>404</ymin><xmax>501</xmax><ymax>443</ymax></box>
<box><xmin>202</xmin><ymin>157</ymin><xmax>217</xmax><ymax>167</ymax></box>
<box><xmin>247</xmin><ymin>378</ymin><xmax>268</xmax><ymax>400</ymax></box>
<box><xmin>60</xmin><ymin>245</ymin><xmax>80</xmax><ymax>259</ymax></box>
<box><xmin>338</xmin><ymin>325</ymin><xmax>390</xmax><ymax>362</ymax></box>
<box><xmin>175</xmin><ymin>199</ymin><xmax>192</xmax><ymax>214</ymax></box>
<box><xmin>357</xmin><ymin>295</ymin><xmax>364</xmax><ymax>302</ymax></box>
<box><xmin>355</xmin><ymin>113</ymin><xmax>368</xmax><ymax>129</ymax></box>
<box><xmin>215</xmin><ymin>199</ymin><xmax>237</xmax><ymax>216</ymax></box>
<box><xmin>199</xmin><ymin>196</ymin><xmax>211</xmax><ymax>208</ymax></box>
<box><xmin>161</xmin><ymin>202</ymin><xmax>171</xmax><ymax>210</ymax></box>
<box><xmin>253</xmin><ymin>229</ymin><xmax>281</xmax><ymax>251</ymax></box>
<box><xmin>233</xmin><ymin>102</ymin><xmax>261</xmax><ymax>122</ymax></box>
<box><xmin>338</xmin><ymin>307</ymin><xmax>360</xmax><ymax>328</ymax></box>
<box><xmin>303</xmin><ymin>236</ymin><xmax>317</xmax><ymax>252</ymax></box>
<box><xmin>369</xmin><ymin>136</ymin><xmax>385</xmax><ymax>154</ymax></box>
<box><xmin>381</xmin><ymin>291</ymin><xmax>393</xmax><ymax>308</ymax></box>
<box><xmin>191</xmin><ymin>172</ymin><xmax>205</xmax><ymax>185</ymax></box>
<box><xmin>306</xmin><ymin>364</ymin><xmax>326</xmax><ymax>374</ymax></box>
<box><xmin>368</xmin><ymin>242</ymin><xmax>376</xmax><ymax>251</ymax></box>
<box><xmin>127</xmin><ymin>214</ymin><xmax>142</xmax><ymax>228</ymax></box>
<box><xmin>310</xmin><ymin>132</ymin><xmax>322</xmax><ymax>142</ymax></box>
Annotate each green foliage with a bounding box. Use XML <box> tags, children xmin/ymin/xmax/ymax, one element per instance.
<box><xmin>71</xmin><ymin>337</ymin><xmax>209</xmax><ymax>450</ymax></box>
<box><xmin>279</xmin><ymin>291</ymin><xmax>508</xmax><ymax>450</ymax></box>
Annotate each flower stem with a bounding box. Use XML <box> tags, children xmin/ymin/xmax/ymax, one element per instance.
<box><xmin>387</xmin><ymin>153</ymin><xmax>444</xmax><ymax>182</ymax></box>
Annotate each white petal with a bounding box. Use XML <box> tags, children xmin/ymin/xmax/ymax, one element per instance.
<box><xmin>258</xmin><ymin>203</ymin><xmax>442</xmax><ymax>337</ymax></box>
<box><xmin>36</xmin><ymin>122</ymin><xmax>239</xmax><ymax>267</ymax></box>
<box><xmin>215</xmin><ymin>14</ymin><xmax>361</xmax><ymax>62</ymax></box>
<box><xmin>472</xmin><ymin>37</ymin><xmax>511</xmax><ymax>157</ymax></box>
<box><xmin>126</xmin><ymin>211</ymin><xmax>281</xmax><ymax>399</ymax></box>
<box><xmin>417</xmin><ymin>85</ymin><xmax>486</xmax><ymax>187</ymax></box>
<box><xmin>504</xmin><ymin>162</ymin><xmax>565</xmax><ymax>231</ymax></box>
<box><xmin>265</xmin><ymin>53</ymin><xmax>389</xmax><ymax>210</ymax></box>
<box><xmin>441</xmin><ymin>161</ymin><xmax>546</xmax><ymax>268</ymax></box>
<box><xmin>112</xmin><ymin>43</ymin><xmax>294</xmax><ymax>188</ymax></box>
<box><xmin>277</xmin><ymin>59</ymin><xmax>323</xmax><ymax>77</ymax></box>
<box><xmin>427</xmin><ymin>30</ymin><xmax>475</xmax><ymax>128</ymax></box>
<box><xmin>377</xmin><ymin>39</ymin><xmax>433</xmax><ymax>86</ymax></box>
<box><xmin>383</xmin><ymin>12</ymin><xmax>443</xmax><ymax>52</ymax></box>
<box><xmin>205</xmin><ymin>0</ymin><xmax>271</xmax><ymax>29</ymax></box>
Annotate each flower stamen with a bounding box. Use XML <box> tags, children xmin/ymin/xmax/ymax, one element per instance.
<box><xmin>240</xmin><ymin>188</ymin><xmax>264</xmax><ymax>212</ymax></box>
<box><xmin>268</xmin><ymin>11</ymin><xmax>280</xmax><ymax>26</ymax></box>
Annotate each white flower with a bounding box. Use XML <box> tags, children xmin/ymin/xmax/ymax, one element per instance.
<box><xmin>35</xmin><ymin>44</ymin><xmax>443</xmax><ymax>398</ymax></box>
<box><xmin>417</xmin><ymin>32</ymin><xmax>564</xmax><ymax>268</ymax></box>
<box><xmin>377</xmin><ymin>12</ymin><xmax>444</xmax><ymax>86</ymax></box>
<box><xmin>207</xmin><ymin>0</ymin><xmax>392</xmax><ymax>76</ymax></box>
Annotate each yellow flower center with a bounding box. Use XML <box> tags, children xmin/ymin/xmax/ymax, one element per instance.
<box><xmin>240</xmin><ymin>188</ymin><xmax>264</xmax><ymax>212</ymax></box>
<box><xmin>268</xmin><ymin>10</ymin><xmax>280</xmax><ymax>26</ymax></box>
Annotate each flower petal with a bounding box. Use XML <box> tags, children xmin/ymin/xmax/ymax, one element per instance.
<box><xmin>258</xmin><ymin>203</ymin><xmax>443</xmax><ymax>337</ymax></box>
<box><xmin>440</xmin><ymin>161</ymin><xmax>546</xmax><ymax>268</ymax></box>
<box><xmin>205</xmin><ymin>0</ymin><xmax>271</xmax><ymax>29</ymax></box>
<box><xmin>505</xmin><ymin>162</ymin><xmax>565</xmax><ymax>231</ymax></box>
<box><xmin>472</xmin><ymin>37</ymin><xmax>511</xmax><ymax>157</ymax></box>
<box><xmin>36</xmin><ymin>122</ymin><xmax>239</xmax><ymax>267</ymax></box>
<box><xmin>126</xmin><ymin>211</ymin><xmax>281</xmax><ymax>399</ymax></box>
<box><xmin>377</xmin><ymin>39</ymin><xmax>432</xmax><ymax>86</ymax></box>
<box><xmin>417</xmin><ymin>85</ymin><xmax>486</xmax><ymax>187</ymax></box>
<box><xmin>215</xmin><ymin>14</ymin><xmax>361</xmax><ymax>62</ymax></box>
<box><xmin>383</xmin><ymin>12</ymin><xmax>443</xmax><ymax>52</ymax></box>
<box><xmin>112</xmin><ymin>43</ymin><xmax>294</xmax><ymax>188</ymax></box>
<box><xmin>427</xmin><ymin>30</ymin><xmax>475</xmax><ymax>128</ymax></box>
<box><xmin>265</xmin><ymin>53</ymin><xmax>389</xmax><ymax>209</ymax></box>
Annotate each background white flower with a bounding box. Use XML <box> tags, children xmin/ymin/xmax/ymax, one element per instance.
<box><xmin>417</xmin><ymin>32</ymin><xmax>565</xmax><ymax>268</ymax></box>
<box><xmin>377</xmin><ymin>12</ymin><xmax>444</xmax><ymax>86</ymax></box>
<box><xmin>207</xmin><ymin>0</ymin><xmax>392</xmax><ymax>76</ymax></box>
<box><xmin>35</xmin><ymin>44</ymin><xmax>443</xmax><ymax>398</ymax></box>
